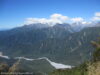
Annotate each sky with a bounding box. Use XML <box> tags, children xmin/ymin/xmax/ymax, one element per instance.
<box><xmin>0</xmin><ymin>0</ymin><xmax>100</xmax><ymax>29</ymax></box>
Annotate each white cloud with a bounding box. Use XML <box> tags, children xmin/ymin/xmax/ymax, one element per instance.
<box><xmin>82</xmin><ymin>21</ymin><xmax>92</xmax><ymax>25</ymax></box>
<box><xmin>92</xmin><ymin>12</ymin><xmax>100</xmax><ymax>21</ymax></box>
<box><xmin>95</xmin><ymin>12</ymin><xmax>100</xmax><ymax>17</ymax></box>
<box><xmin>50</xmin><ymin>14</ymin><xmax>68</xmax><ymax>21</ymax></box>
<box><xmin>25</xmin><ymin>18</ymin><xmax>49</xmax><ymax>24</ymax></box>
<box><xmin>24</xmin><ymin>13</ymin><xmax>69</xmax><ymax>26</ymax></box>
<box><xmin>71</xmin><ymin>17</ymin><xmax>84</xmax><ymax>22</ymax></box>
<box><xmin>24</xmin><ymin>12</ymin><xmax>100</xmax><ymax>27</ymax></box>
<box><xmin>92</xmin><ymin>17</ymin><xmax>100</xmax><ymax>21</ymax></box>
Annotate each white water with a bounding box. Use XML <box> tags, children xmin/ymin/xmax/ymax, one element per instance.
<box><xmin>15</xmin><ymin>57</ymin><xmax>73</xmax><ymax>69</ymax></box>
<box><xmin>0</xmin><ymin>52</ymin><xmax>73</xmax><ymax>69</ymax></box>
<box><xmin>15</xmin><ymin>57</ymin><xmax>34</xmax><ymax>61</ymax></box>
<box><xmin>37</xmin><ymin>57</ymin><xmax>72</xmax><ymax>69</ymax></box>
<box><xmin>0</xmin><ymin>52</ymin><xmax>9</xmax><ymax>59</ymax></box>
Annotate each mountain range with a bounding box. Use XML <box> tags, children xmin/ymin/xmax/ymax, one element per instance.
<box><xmin>0</xmin><ymin>22</ymin><xmax>100</xmax><ymax>74</ymax></box>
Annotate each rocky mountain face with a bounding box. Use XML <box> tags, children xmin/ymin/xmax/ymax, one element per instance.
<box><xmin>0</xmin><ymin>23</ymin><xmax>100</xmax><ymax>66</ymax></box>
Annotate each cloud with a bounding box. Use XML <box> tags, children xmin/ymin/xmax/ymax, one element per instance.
<box><xmin>25</xmin><ymin>18</ymin><xmax>49</xmax><ymax>24</ymax></box>
<box><xmin>95</xmin><ymin>12</ymin><xmax>100</xmax><ymax>17</ymax></box>
<box><xmin>81</xmin><ymin>21</ymin><xmax>91</xmax><ymax>25</ymax></box>
<box><xmin>71</xmin><ymin>18</ymin><xmax>92</xmax><ymax>27</ymax></box>
<box><xmin>92</xmin><ymin>12</ymin><xmax>100</xmax><ymax>21</ymax></box>
<box><xmin>24</xmin><ymin>13</ymin><xmax>69</xmax><ymax>26</ymax></box>
<box><xmin>50</xmin><ymin>14</ymin><xmax>68</xmax><ymax>21</ymax></box>
<box><xmin>92</xmin><ymin>17</ymin><xmax>100</xmax><ymax>21</ymax></box>
<box><xmin>24</xmin><ymin>12</ymin><xmax>100</xmax><ymax>27</ymax></box>
<box><xmin>71</xmin><ymin>17</ymin><xmax>84</xmax><ymax>22</ymax></box>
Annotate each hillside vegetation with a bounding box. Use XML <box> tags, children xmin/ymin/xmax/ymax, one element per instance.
<box><xmin>0</xmin><ymin>26</ymin><xmax>100</xmax><ymax>66</ymax></box>
<box><xmin>0</xmin><ymin>39</ymin><xmax>100</xmax><ymax>75</ymax></box>
<box><xmin>49</xmin><ymin>39</ymin><xmax>100</xmax><ymax>75</ymax></box>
